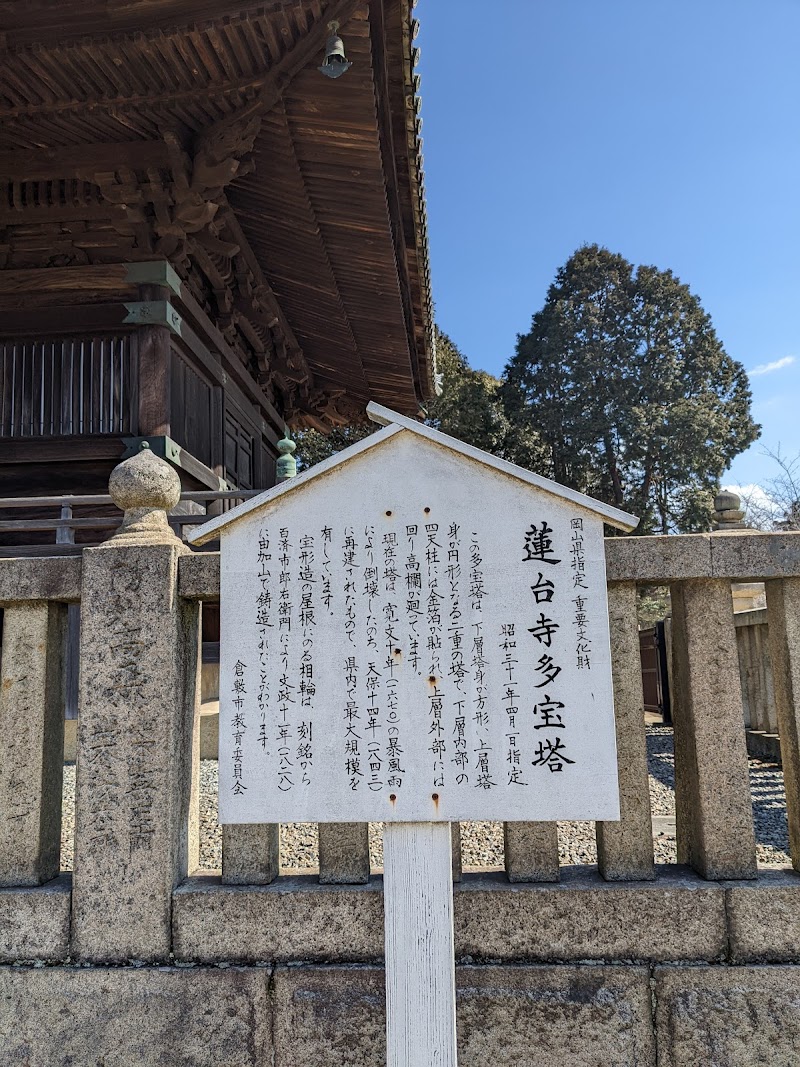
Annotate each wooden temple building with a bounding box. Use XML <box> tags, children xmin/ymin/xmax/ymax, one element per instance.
<box><xmin>0</xmin><ymin>0</ymin><xmax>435</xmax><ymax>547</ymax></box>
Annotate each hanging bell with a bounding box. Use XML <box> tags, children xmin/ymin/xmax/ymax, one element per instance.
<box><xmin>319</xmin><ymin>23</ymin><xmax>352</xmax><ymax>79</ymax></box>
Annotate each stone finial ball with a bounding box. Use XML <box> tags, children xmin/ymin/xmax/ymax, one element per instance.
<box><xmin>109</xmin><ymin>444</ymin><xmax>181</xmax><ymax>513</ymax></box>
<box><xmin>714</xmin><ymin>490</ymin><xmax>741</xmax><ymax>513</ymax></box>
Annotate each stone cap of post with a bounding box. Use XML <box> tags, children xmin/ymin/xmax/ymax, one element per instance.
<box><xmin>711</xmin><ymin>489</ymin><xmax>749</xmax><ymax>533</ymax></box>
<box><xmin>105</xmin><ymin>442</ymin><xmax>183</xmax><ymax>547</ymax></box>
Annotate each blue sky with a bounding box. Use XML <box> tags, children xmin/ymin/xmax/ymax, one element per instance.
<box><xmin>416</xmin><ymin>0</ymin><xmax>800</xmax><ymax>491</ymax></box>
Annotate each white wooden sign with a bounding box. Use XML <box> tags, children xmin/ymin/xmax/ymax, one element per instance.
<box><xmin>190</xmin><ymin>404</ymin><xmax>637</xmax><ymax>1067</ymax></box>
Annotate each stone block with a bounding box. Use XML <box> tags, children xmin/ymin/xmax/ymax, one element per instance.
<box><xmin>455</xmin><ymin>870</ymin><xmax>726</xmax><ymax>962</ymax></box>
<box><xmin>0</xmin><ymin>965</ymin><xmax>272</xmax><ymax>1066</ymax></box>
<box><xmin>173</xmin><ymin>870</ymin><xmax>726</xmax><ymax>965</ymax></box>
<box><xmin>655</xmin><ymin>965</ymin><xmax>800</xmax><ymax>1066</ymax></box>
<box><xmin>711</xmin><ymin>531</ymin><xmax>800</xmax><ymax>580</ymax></box>
<box><xmin>744</xmin><ymin>730</ymin><xmax>781</xmax><ymax>763</ymax></box>
<box><xmin>172</xmin><ymin>875</ymin><xmax>384</xmax><ymax>963</ymax></box>
<box><xmin>605</xmin><ymin>534</ymin><xmax>711</xmax><ymax>583</ymax></box>
<box><xmin>178</xmin><ymin>551</ymin><xmax>220</xmax><ymax>600</ymax></box>
<box><xmin>199</xmin><ymin>707</ymin><xmax>219</xmax><ymax>759</ymax></box>
<box><xmin>0</xmin><ymin>557</ymin><xmax>81</xmax><ymax>605</ymax></box>
<box><xmin>273</xmin><ymin>965</ymin><xmax>385</xmax><ymax>1067</ymax></box>
<box><xmin>456</xmin><ymin>965</ymin><xmax>655</xmax><ymax>1067</ymax></box>
<box><xmin>0</xmin><ymin>876</ymin><xmax>70</xmax><ymax>961</ymax></box>
<box><xmin>726</xmin><ymin>872</ymin><xmax>800</xmax><ymax>963</ymax></box>
<box><xmin>272</xmin><ymin>964</ymin><xmax>655</xmax><ymax>1066</ymax></box>
<box><xmin>222</xmin><ymin>824</ymin><xmax>279</xmax><ymax>885</ymax></box>
<box><xmin>63</xmin><ymin>718</ymin><xmax>78</xmax><ymax>763</ymax></box>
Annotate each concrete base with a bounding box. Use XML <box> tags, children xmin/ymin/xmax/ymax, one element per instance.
<box><xmin>6</xmin><ymin>961</ymin><xmax>800</xmax><ymax>1066</ymax></box>
<box><xmin>173</xmin><ymin>869</ymin><xmax>728</xmax><ymax>964</ymax></box>
<box><xmin>746</xmin><ymin>729</ymin><xmax>782</xmax><ymax>763</ymax></box>
<box><xmin>274</xmin><ymin>964</ymin><xmax>655</xmax><ymax>1067</ymax></box>
<box><xmin>656</xmin><ymin>965</ymin><xmax>800</xmax><ymax>1066</ymax></box>
<box><xmin>0</xmin><ymin>965</ymin><xmax>271</xmax><ymax>1066</ymax></box>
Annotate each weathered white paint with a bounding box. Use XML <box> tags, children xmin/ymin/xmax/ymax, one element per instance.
<box><xmin>384</xmin><ymin>822</ymin><xmax>457</xmax><ymax>1067</ymax></box>
<box><xmin>366</xmin><ymin>403</ymin><xmax>639</xmax><ymax>530</ymax></box>
<box><xmin>213</xmin><ymin>428</ymin><xmax>621</xmax><ymax>825</ymax></box>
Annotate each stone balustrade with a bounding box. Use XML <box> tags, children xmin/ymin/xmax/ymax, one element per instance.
<box><xmin>2</xmin><ymin>452</ymin><xmax>800</xmax><ymax>1063</ymax></box>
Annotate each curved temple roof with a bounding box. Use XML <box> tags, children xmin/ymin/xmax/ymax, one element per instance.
<box><xmin>0</xmin><ymin>0</ymin><xmax>435</xmax><ymax>425</ymax></box>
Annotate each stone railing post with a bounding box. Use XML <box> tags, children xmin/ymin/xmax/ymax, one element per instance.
<box><xmin>71</xmin><ymin>444</ymin><xmax>199</xmax><ymax>962</ymax></box>
<box><xmin>766</xmin><ymin>577</ymin><xmax>800</xmax><ymax>869</ymax></box>
<box><xmin>318</xmin><ymin>823</ymin><xmax>371</xmax><ymax>884</ymax></box>
<box><xmin>503</xmin><ymin>822</ymin><xmax>559</xmax><ymax>883</ymax></box>
<box><xmin>596</xmin><ymin>581</ymin><xmax>655</xmax><ymax>880</ymax></box>
<box><xmin>0</xmin><ymin>601</ymin><xmax>67</xmax><ymax>885</ymax></box>
<box><xmin>670</xmin><ymin>577</ymin><xmax>757</xmax><ymax>879</ymax></box>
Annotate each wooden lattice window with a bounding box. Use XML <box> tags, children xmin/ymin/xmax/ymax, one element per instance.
<box><xmin>0</xmin><ymin>334</ymin><xmax>138</xmax><ymax>438</ymax></box>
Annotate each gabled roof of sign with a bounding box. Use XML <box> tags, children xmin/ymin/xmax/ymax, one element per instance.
<box><xmin>188</xmin><ymin>403</ymin><xmax>640</xmax><ymax>545</ymax></box>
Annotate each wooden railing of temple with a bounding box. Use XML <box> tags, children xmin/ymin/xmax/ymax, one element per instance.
<box><xmin>0</xmin><ymin>489</ymin><xmax>260</xmax><ymax>557</ymax></box>
<box><xmin>2</xmin><ymin>470</ymin><xmax>800</xmax><ymax>969</ymax></box>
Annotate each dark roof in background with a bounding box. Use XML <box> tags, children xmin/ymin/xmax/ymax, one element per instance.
<box><xmin>0</xmin><ymin>0</ymin><xmax>435</xmax><ymax>420</ymax></box>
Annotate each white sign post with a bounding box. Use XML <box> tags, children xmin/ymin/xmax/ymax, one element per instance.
<box><xmin>190</xmin><ymin>404</ymin><xmax>637</xmax><ymax>1066</ymax></box>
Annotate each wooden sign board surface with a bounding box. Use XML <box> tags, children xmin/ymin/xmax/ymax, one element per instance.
<box><xmin>215</xmin><ymin>427</ymin><xmax>622</xmax><ymax>825</ymax></box>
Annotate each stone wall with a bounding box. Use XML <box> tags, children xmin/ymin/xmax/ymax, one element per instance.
<box><xmin>3</xmin><ymin>453</ymin><xmax>800</xmax><ymax>1064</ymax></box>
<box><xmin>6</xmin><ymin>872</ymin><xmax>800</xmax><ymax>1064</ymax></box>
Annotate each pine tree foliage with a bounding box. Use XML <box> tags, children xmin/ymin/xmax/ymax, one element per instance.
<box><xmin>503</xmin><ymin>245</ymin><xmax>759</xmax><ymax>533</ymax></box>
<box><xmin>294</xmin><ymin>421</ymin><xmax>376</xmax><ymax>470</ymax></box>
<box><xmin>425</xmin><ymin>329</ymin><xmax>514</xmax><ymax>454</ymax></box>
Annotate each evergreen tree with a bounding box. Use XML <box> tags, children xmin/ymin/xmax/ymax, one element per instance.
<box><xmin>504</xmin><ymin>245</ymin><xmax>759</xmax><ymax>533</ymax></box>
<box><xmin>425</xmin><ymin>329</ymin><xmax>511</xmax><ymax>454</ymax></box>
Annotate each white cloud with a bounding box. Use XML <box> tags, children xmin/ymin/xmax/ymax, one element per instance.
<box><xmin>748</xmin><ymin>355</ymin><xmax>796</xmax><ymax>377</ymax></box>
<box><xmin>723</xmin><ymin>484</ymin><xmax>782</xmax><ymax>528</ymax></box>
<box><xmin>723</xmin><ymin>484</ymin><xmax>774</xmax><ymax>509</ymax></box>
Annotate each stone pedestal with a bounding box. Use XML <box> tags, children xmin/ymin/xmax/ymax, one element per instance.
<box><xmin>71</xmin><ymin>446</ymin><xmax>199</xmax><ymax>961</ymax></box>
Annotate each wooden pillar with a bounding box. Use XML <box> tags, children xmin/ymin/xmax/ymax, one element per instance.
<box><xmin>136</xmin><ymin>284</ymin><xmax>171</xmax><ymax>437</ymax></box>
<box><xmin>384</xmin><ymin>822</ymin><xmax>457</xmax><ymax>1067</ymax></box>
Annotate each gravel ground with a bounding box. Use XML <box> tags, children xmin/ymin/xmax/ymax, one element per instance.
<box><xmin>59</xmin><ymin>724</ymin><xmax>792</xmax><ymax>872</ymax></box>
